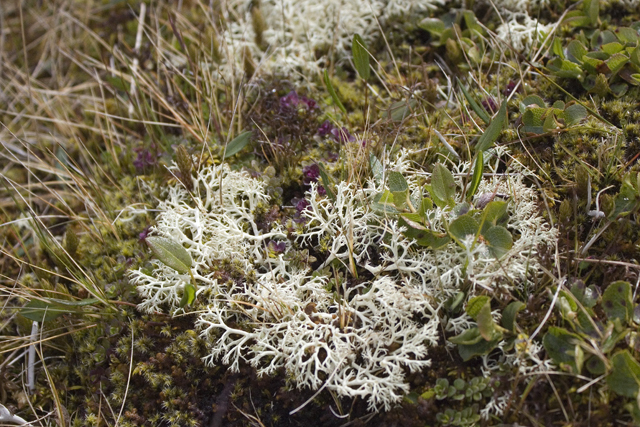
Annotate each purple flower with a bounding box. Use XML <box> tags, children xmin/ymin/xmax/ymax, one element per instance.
<box><xmin>280</xmin><ymin>91</ymin><xmax>300</xmax><ymax>110</ymax></box>
<box><xmin>138</xmin><ymin>226</ymin><xmax>151</xmax><ymax>242</ymax></box>
<box><xmin>295</xmin><ymin>198</ymin><xmax>310</xmax><ymax>213</ymax></box>
<box><xmin>317</xmin><ymin>186</ymin><xmax>326</xmax><ymax>196</ymax></box>
<box><xmin>318</xmin><ymin>120</ymin><xmax>334</xmax><ymax>136</ymax></box>
<box><xmin>302</xmin><ymin>164</ymin><xmax>321</xmax><ymax>185</ymax></box>
<box><xmin>133</xmin><ymin>148</ymin><xmax>157</xmax><ymax>172</ymax></box>
<box><xmin>280</xmin><ymin>90</ymin><xmax>317</xmax><ymax>111</ymax></box>
<box><xmin>503</xmin><ymin>80</ymin><xmax>520</xmax><ymax>96</ymax></box>
<box><xmin>331</xmin><ymin>127</ymin><xmax>356</xmax><ymax>143</ymax></box>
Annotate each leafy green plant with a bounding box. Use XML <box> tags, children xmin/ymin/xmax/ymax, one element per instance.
<box><xmin>548</xmin><ymin>22</ymin><xmax>640</xmax><ymax>96</ymax></box>
<box><xmin>543</xmin><ymin>279</ymin><xmax>640</xmax><ymax>417</ymax></box>
<box><xmin>519</xmin><ymin>95</ymin><xmax>588</xmax><ymax>134</ymax></box>
<box><xmin>370</xmin><ymin>160</ymin><xmax>513</xmax><ymax>258</ymax></box>
<box><xmin>449</xmin><ymin>296</ymin><xmax>525</xmax><ymax>361</ymax></box>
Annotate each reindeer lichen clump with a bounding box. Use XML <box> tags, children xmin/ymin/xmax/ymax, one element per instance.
<box><xmin>129</xmin><ymin>152</ymin><xmax>556</xmax><ymax>411</ymax></box>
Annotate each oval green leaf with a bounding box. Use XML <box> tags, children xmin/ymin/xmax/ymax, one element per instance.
<box><xmin>352</xmin><ymin>34</ymin><xmax>370</xmax><ymax>81</ymax></box>
<box><xmin>223</xmin><ymin>131</ymin><xmax>252</xmax><ymax>159</ymax></box>
<box><xmin>146</xmin><ymin>236</ymin><xmax>192</xmax><ymax>274</ymax></box>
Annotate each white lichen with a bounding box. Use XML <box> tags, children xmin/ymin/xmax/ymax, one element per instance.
<box><xmin>130</xmin><ymin>151</ymin><xmax>556</xmax><ymax>411</ymax></box>
<box><xmin>216</xmin><ymin>0</ymin><xmax>444</xmax><ymax>79</ymax></box>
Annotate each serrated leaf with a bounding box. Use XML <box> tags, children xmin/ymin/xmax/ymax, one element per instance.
<box><xmin>449</xmin><ymin>214</ymin><xmax>479</xmax><ymax>243</ymax></box>
<box><xmin>522</xmin><ymin>107</ymin><xmax>546</xmax><ymax>128</ymax></box>
<box><xmin>476</xmin><ymin>100</ymin><xmax>507</xmax><ymax>152</ymax></box>
<box><xmin>431</xmin><ymin>164</ymin><xmax>456</xmax><ymax>205</ymax></box>
<box><xmin>20</xmin><ymin>300</ymin><xmax>67</xmax><ymax>322</ymax></box>
<box><xmin>223</xmin><ymin>131</ymin><xmax>252</xmax><ymax>158</ymax></box>
<box><xmin>563</xmin><ymin>104</ymin><xmax>587</xmax><ymax>126</ymax></box>
<box><xmin>369</xmin><ymin>154</ymin><xmax>383</xmax><ymax>185</ymax></box>
<box><xmin>502</xmin><ymin>301</ymin><xmax>526</xmax><ymax>333</ymax></box>
<box><xmin>607</xmin><ymin>350</ymin><xmax>640</xmax><ymax>397</ymax></box>
<box><xmin>146</xmin><ymin>236</ymin><xmax>192</xmax><ymax>274</ymax></box>
<box><xmin>179</xmin><ymin>283</ymin><xmax>197</xmax><ymax>308</ymax></box>
<box><xmin>602</xmin><ymin>281</ymin><xmax>633</xmax><ymax>323</ymax></box>
<box><xmin>352</xmin><ymin>34</ymin><xmax>370</xmax><ymax>81</ymax></box>
<box><xmin>324</xmin><ymin>70</ymin><xmax>347</xmax><ymax>114</ymax></box>
<box><xmin>543</xmin><ymin>327</ymin><xmax>582</xmax><ymax>373</ymax></box>
<box><xmin>483</xmin><ymin>226</ymin><xmax>513</xmax><ymax>258</ymax></box>
<box><xmin>458</xmin><ymin>79</ymin><xmax>490</xmax><ymax>124</ymax></box>
<box><xmin>388</xmin><ymin>171</ymin><xmax>409</xmax><ymax>192</ymax></box>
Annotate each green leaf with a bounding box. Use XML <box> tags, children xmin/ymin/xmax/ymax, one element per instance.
<box><xmin>450</xmin><ymin>327</ymin><xmax>502</xmax><ymax>361</ymax></box>
<box><xmin>418</xmin><ymin>17</ymin><xmax>445</xmax><ymax>36</ymax></box>
<box><xmin>372</xmin><ymin>190</ymin><xmax>399</xmax><ymax>213</ymax></box>
<box><xmin>586</xmin><ymin>355</ymin><xmax>606</xmax><ymax>375</ymax></box>
<box><xmin>547</xmin><ymin>58</ymin><xmax>583</xmax><ymax>79</ymax></box>
<box><xmin>388</xmin><ymin>171</ymin><xmax>409</xmax><ymax>193</ymax></box>
<box><xmin>543</xmin><ymin>327</ymin><xmax>582</xmax><ymax>373</ymax></box>
<box><xmin>223</xmin><ymin>131</ymin><xmax>252</xmax><ymax>158</ymax></box>
<box><xmin>399</xmin><ymin>216</ymin><xmax>450</xmax><ymax>248</ymax></box>
<box><xmin>318</xmin><ymin>162</ymin><xmax>337</xmax><ymax>204</ymax></box>
<box><xmin>606</xmin><ymin>53</ymin><xmax>629</xmax><ymax>75</ymax></box>
<box><xmin>479</xmin><ymin>200</ymin><xmax>508</xmax><ymax>232</ymax></box>
<box><xmin>608</xmin><ymin>350</ymin><xmax>640</xmax><ymax>397</ymax></box>
<box><xmin>323</xmin><ymin>70</ymin><xmax>347</xmax><ymax>114</ymax></box>
<box><xmin>610</xmin><ymin>178</ymin><xmax>638</xmax><ymax>218</ymax></box>
<box><xmin>584</xmin><ymin>0</ymin><xmax>599</xmax><ymax>25</ymax></box>
<box><xmin>483</xmin><ymin>226</ymin><xmax>513</xmax><ymax>258</ymax></box>
<box><xmin>466</xmin><ymin>296</ymin><xmax>495</xmax><ymax>341</ymax></box>
<box><xmin>449</xmin><ymin>327</ymin><xmax>484</xmax><ymax>346</ymax></box>
<box><xmin>520</xmin><ymin>95</ymin><xmax>546</xmax><ymax>110</ymax></box>
<box><xmin>431</xmin><ymin>164</ymin><xmax>456</xmax><ymax>206</ymax></box>
<box><xmin>476</xmin><ymin>100</ymin><xmax>507</xmax><ymax>152</ymax></box>
<box><xmin>616</xmin><ymin>27</ymin><xmax>639</xmax><ymax>44</ymax></box>
<box><xmin>563</xmin><ymin>104</ymin><xmax>587</xmax><ymax>126</ymax></box>
<box><xmin>179</xmin><ymin>283</ymin><xmax>197</xmax><ymax>308</ymax></box>
<box><xmin>352</xmin><ymin>34</ymin><xmax>370</xmax><ymax>81</ymax></box>
<box><xmin>20</xmin><ymin>299</ymin><xmax>67</xmax><ymax>322</ymax></box>
<box><xmin>602</xmin><ymin>42</ymin><xmax>624</xmax><ymax>55</ymax></box>
<box><xmin>418</xmin><ymin>197</ymin><xmax>434</xmax><ymax>216</ymax></box>
<box><xmin>392</xmin><ymin>190</ymin><xmax>408</xmax><ymax>210</ymax></box>
<box><xmin>458</xmin><ymin>79</ymin><xmax>490</xmax><ymax>125</ymax></box>
<box><xmin>369</xmin><ymin>154</ymin><xmax>383</xmax><ymax>185</ymax></box>
<box><xmin>502</xmin><ymin>301</ymin><xmax>526</xmax><ymax>333</ymax></box>
<box><xmin>466</xmin><ymin>296</ymin><xmax>491</xmax><ymax>320</ymax></box>
<box><xmin>566</xmin><ymin>40</ymin><xmax>588</xmax><ymax>63</ymax></box>
<box><xmin>449</xmin><ymin>214</ymin><xmax>479</xmax><ymax>243</ymax></box>
<box><xmin>146</xmin><ymin>236</ymin><xmax>192</xmax><ymax>274</ymax></box>
<box><xmin>46</xmin><ymin>297</ymin><xmax>101</xmax><ymax>307</ymax></box>
<box><xmin>602</xmin><ymin>281</ymin><xmax>633</xmax><ymax>323</ymax></box>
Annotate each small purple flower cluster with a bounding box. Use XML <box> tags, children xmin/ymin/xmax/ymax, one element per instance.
<box><xmin>280</xmin><ymin>90</ymin><xmax>317</xmax><ymax>111</ymax></box>
<box><xmin>302</xmin><ymin>164</ymin><xmax>326</xmax><ymax>196</ymax></box>
<box><xmin>317</xmin><ymin>120</ymin><xmax>357</xmax><ymax>143</ymax></box>
<box><xmin>133</xmin><ymin>147</ymin><xmax>158</xmax><ymax>172</ymax></box>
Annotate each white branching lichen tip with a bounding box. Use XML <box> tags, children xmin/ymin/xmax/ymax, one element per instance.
<box><xmin>130</xmin><ymin>153</ymin><xmax>556</xmax><ymax>412</ymax></box>
<box><xmin>217</xmin><ymin>0</ymin><xmax>444</xmax><ymax>78</ymax></box>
